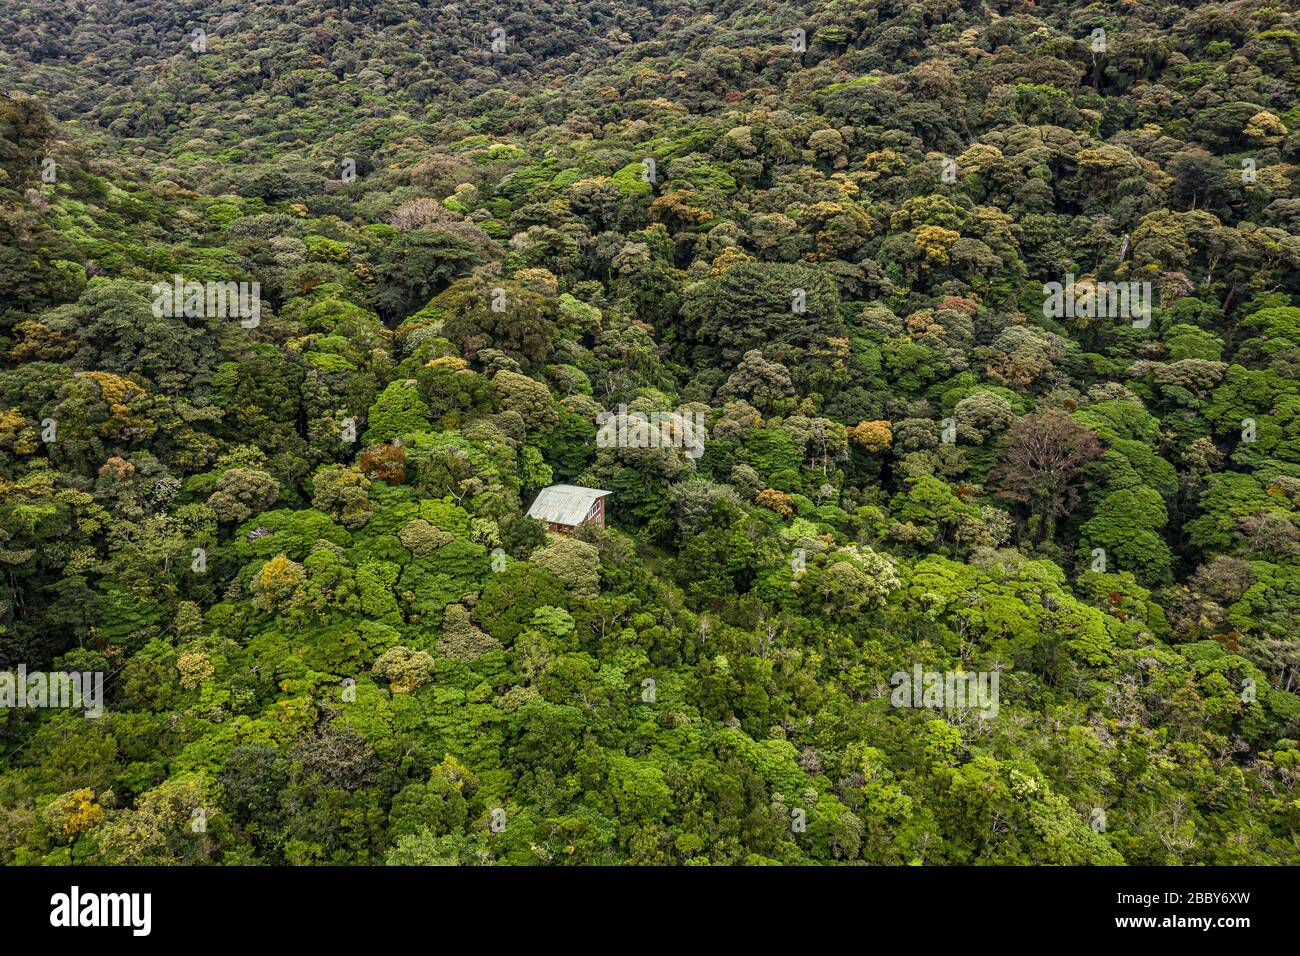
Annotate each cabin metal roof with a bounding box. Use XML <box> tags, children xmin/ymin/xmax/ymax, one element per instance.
<box><xmin>526</xmin><ymin>484</ymin><xmax>611</xmax><ymax>527</ymax></box>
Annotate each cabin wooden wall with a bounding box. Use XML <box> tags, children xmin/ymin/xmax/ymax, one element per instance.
<box><xmin>545</xmin><ymin>496</ymin><xmax>606</xmax><ymax>535</ymax></box>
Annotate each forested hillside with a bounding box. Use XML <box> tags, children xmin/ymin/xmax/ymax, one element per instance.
<box><xmin>1</xmin><ymin>0</ymin><xmax>1299</xmax><ymax>865</ymax></box>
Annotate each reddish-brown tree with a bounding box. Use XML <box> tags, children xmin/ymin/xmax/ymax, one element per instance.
<box><xmin>989</xmin><ymin>411</ymin><xmax>1104</xmax><ymax>538</ymax></box>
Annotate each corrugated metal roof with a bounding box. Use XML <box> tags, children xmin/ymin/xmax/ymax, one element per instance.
<box><xmin>527</xmin><ymin>484</ymin><xmax>611</xmax><ymax>527</ymax></box>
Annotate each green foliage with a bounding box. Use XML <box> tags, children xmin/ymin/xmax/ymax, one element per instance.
<box><xmin>2</xmin><ymin>0</ymin><xmax>1299</xmax><ymax>867</ymax></box>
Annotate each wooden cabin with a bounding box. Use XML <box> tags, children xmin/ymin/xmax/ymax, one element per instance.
<box><xmin>526</xmin><ymin>485</ymin><xmax>611</xmax><ymax>535</ymax></box>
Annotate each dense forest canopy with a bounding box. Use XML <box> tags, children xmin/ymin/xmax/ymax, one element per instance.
<box><xmin>0</xmin><ymin>0</ymin><xmax>1298</xmax><ymax>865</ymax></box>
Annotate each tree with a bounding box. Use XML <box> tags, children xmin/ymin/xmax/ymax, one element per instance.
<box><xmin>310</xmin><ymin>465</ymin><xmax>375</xmax><ymax>529</ymax></box>
<box><xmin>441</xmin><ymin>280</ymin><xmax>560</xmax><ymax>372</ymax></box>
<box><xmin>530</xmin><ymin>536</ymin><xmax>601</xmax><ymax>600</ymax></box>
<box><xmin>989</xmin><ymin>411</ymin><xmax>1104</xmax><ymax>539</ymax></box>
<box><xmin>369</xmin><ymin>229</ymin><xmax>493</xmax><ymax>321</ymax></box>
<box><xmin>492</xmin><ymin>370</ymin><xmax>559</xmax><ymax>431</ymax></box>
<box><xmin>679</xmin><ymin>261</ymin><xmax>843</xmax><ymax>362</ymax></box>
<box><xmin>849</xmin><ymin>420</ymin><xmax>893</xmax><ymax>453</ymax></box>
<box><xmin>207</xmin><ymin>468</ymin><xmax>281</xmax><ymax>523</ymax></box>
<box><xmin>372</xmin><ymin>646</ymin><xmax>436</xmax><ymax>692</ymax></box>
<box><xmin>1080</xmin><ymin>486</ymin><xmax>1173</xmax><ymax>583</ymax></box>
<box><xmin>721</xmin><ymin>350</ymin><xmax>795</xmax><ymax>409</ymax></box>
